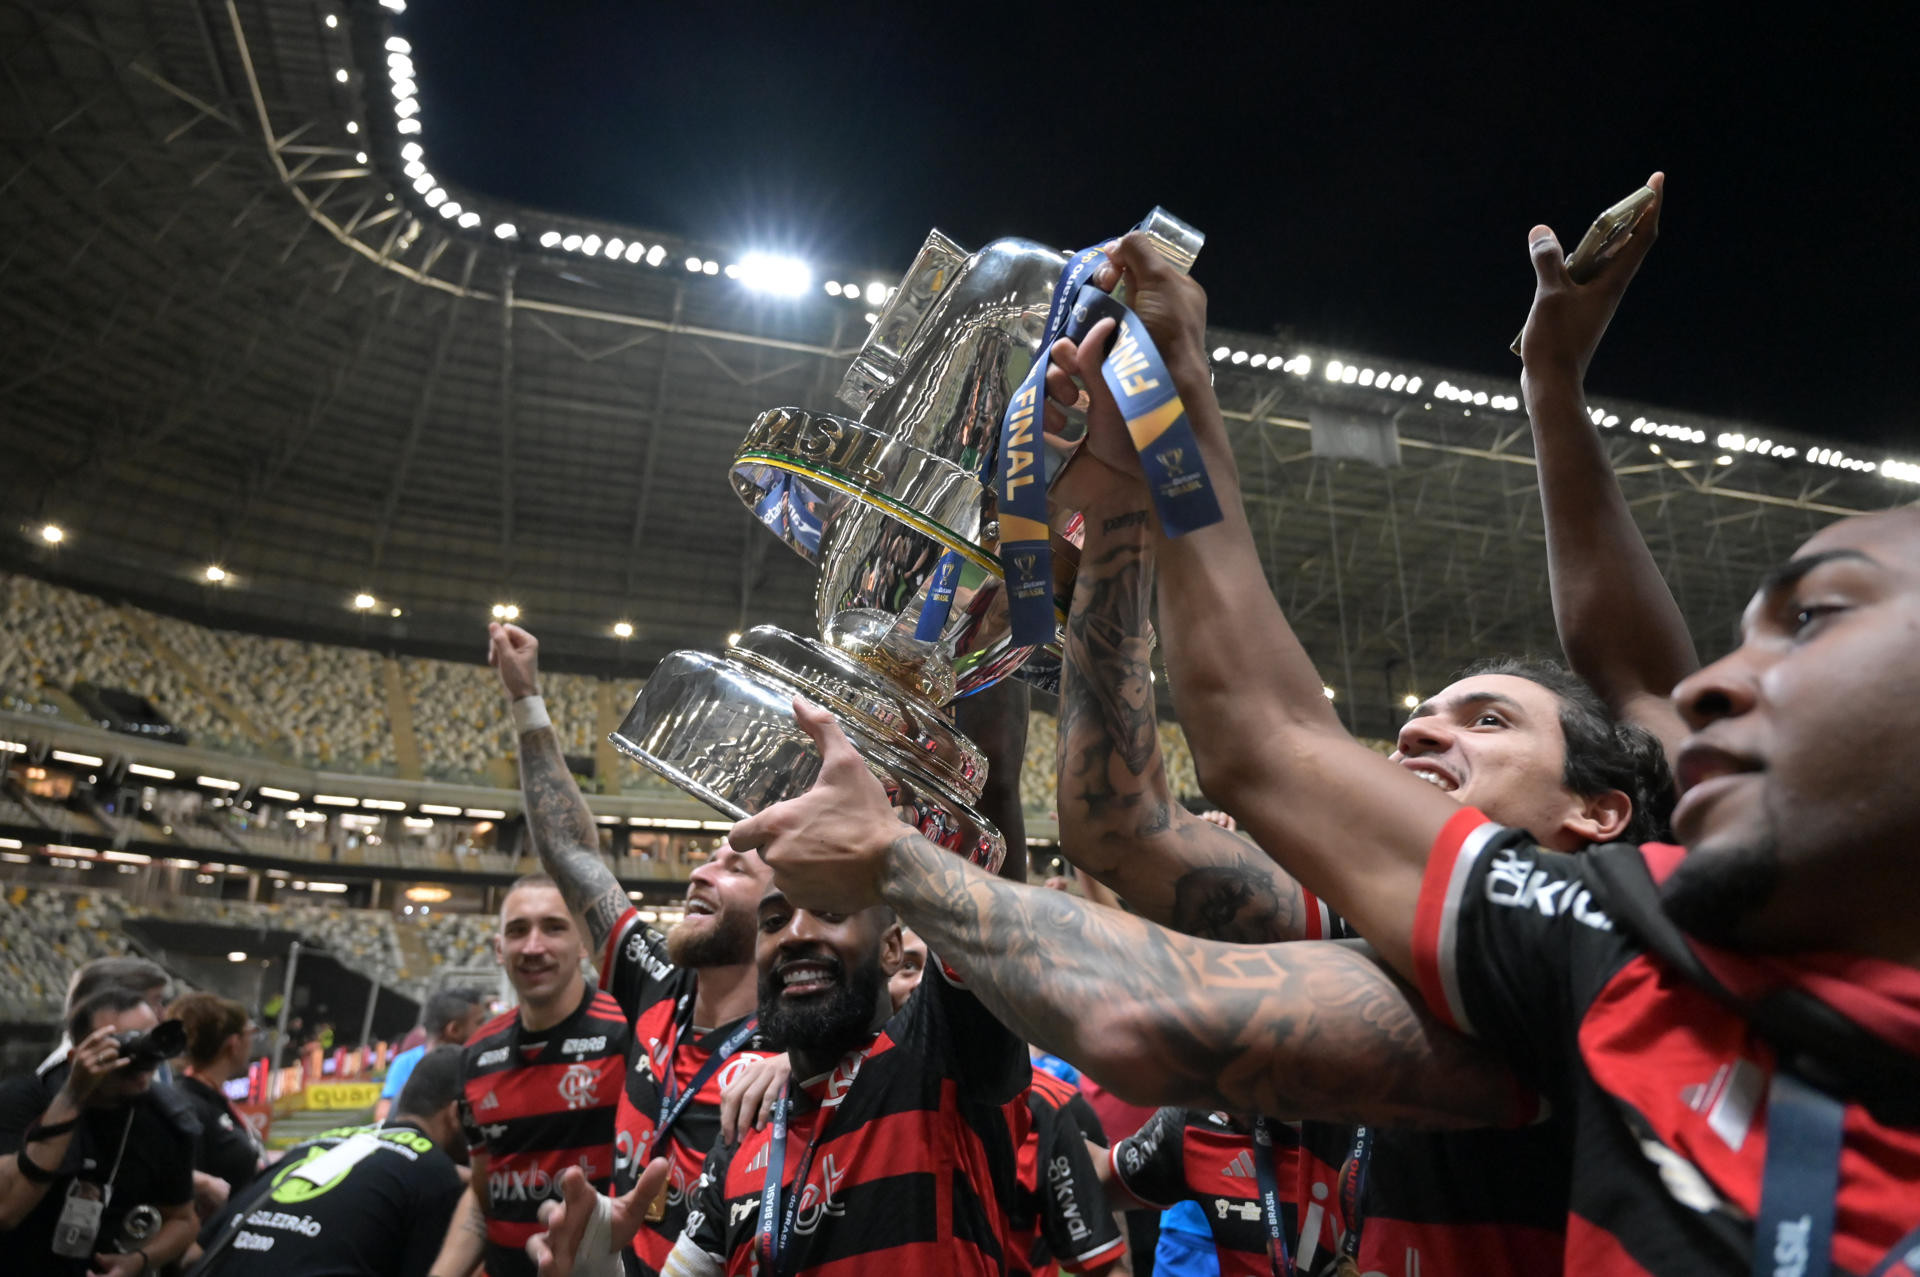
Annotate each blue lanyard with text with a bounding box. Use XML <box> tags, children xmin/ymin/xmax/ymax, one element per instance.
<box><xmin>916</xmin><ymin>222</ymin><xmax>1223</xmax><ymax>648</ymax></box>
<box><xmin>755</xmin><ymin>1089</ymin><xmax>830</xmax><ymax>1277</ymax></box>
<box><xmin>645</xmin><ymin>1013</ymin><xmax>758</xmax><ymax>1161</ymax></box>
<box><xmin>1751</xmin><ymin>1070</ymin><xmax>1920</xmax><ymax>1277</ymax></box>
<box><xmin>1251</xmin><ymin>1118</ymin><xmax>1296</xmax><ymax>1277</ymax></box>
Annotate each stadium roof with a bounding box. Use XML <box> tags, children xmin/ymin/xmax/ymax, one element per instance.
<box><xmin>3</xmin><ymin>0</ymin><xmax>1915</xmax><ymax>739</ymax></box>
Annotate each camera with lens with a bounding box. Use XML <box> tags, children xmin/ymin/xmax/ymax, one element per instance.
<box><xmin>111</xmin><ymin>1018</ymin><xmax>187</xmax><ymax>1070</ymax></box>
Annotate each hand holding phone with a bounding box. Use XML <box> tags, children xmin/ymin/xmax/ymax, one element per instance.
<box><xmin>1511</xmin><ymin>183</ymin><xmax>1659</xmax><ymax>355</ymax></box>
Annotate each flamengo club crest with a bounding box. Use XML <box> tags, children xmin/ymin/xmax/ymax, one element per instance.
<box><xmin>559</xmin><ymin>1063</ymin><xmax>600</xmax><ymax>1110</ymax></box>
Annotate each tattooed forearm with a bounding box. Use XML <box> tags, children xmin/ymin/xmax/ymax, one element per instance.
<box><xmin>880</xmin><ymin>830</ymin><xmax>1525</xmax><ymax>1129</ymax></box>
<box><xmin>516</xmin><ymin>725</ymin><xmax>626</xmax><ymax>946</ymax></box>
<box><xmin>1058</xmin><ymin>502</ymin><xmax>1310</xmax><ymax>943</ymax></box>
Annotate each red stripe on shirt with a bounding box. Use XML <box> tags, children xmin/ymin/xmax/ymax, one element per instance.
<box><xmin>1411</xmin><ymin>806</ymin><xmax>1495</xmax><ymax>1032</ymax></box>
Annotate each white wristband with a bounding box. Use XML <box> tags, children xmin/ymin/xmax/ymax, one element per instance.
<box><xmin>510</xmin><ymin>695</ymin><xmax>550</xmax><ymax>735</ymax></box>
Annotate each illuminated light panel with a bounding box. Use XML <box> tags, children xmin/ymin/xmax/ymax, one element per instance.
<box><xmin>257</xmin><ymin>786</ymin><xmax>300</xmax><ymax>802</ymax></box>
<box><xmin>195</xmin><ymin>775</ymin><xmax>241</xmax><ymax>791</ymax></box>
<box><xmin>465</xmin><ymin>808</ymin><xmax>508</xmax><ymax>819</ymax></box>
<box><xmin>418</xmin><ymin>803</ymin><xmax>462</xmax><ymax>816</ymax></box>
<box><xmin>312</xmin><ymin>794</ymin><xmax>360</xmax><ymax>807</ymax></box>
<box><xmin>52</xmin><ymin>750</ymin><xmax>104</xmax><ymax>766</ymax></box>
<box><xmin>128</xmin><ymin>763</ymin><xmax>174</xmax><ymax>779</ymax></box>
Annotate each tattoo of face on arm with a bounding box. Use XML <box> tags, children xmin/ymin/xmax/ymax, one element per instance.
<box><xmin>517</xmin><ymin>725</ymin><xmax>625</xmax><ymax>947</ymax></box>
<box><xmin>881</xmin><ymin>830</ymin><xmax>1525</xmax><ymax>1129</ymax></box>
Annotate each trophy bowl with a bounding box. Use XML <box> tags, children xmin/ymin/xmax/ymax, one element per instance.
<box><xmin>609</xmin><ymin>626</ymin><xmax>1005</xmax><ymax>874</ymax></box>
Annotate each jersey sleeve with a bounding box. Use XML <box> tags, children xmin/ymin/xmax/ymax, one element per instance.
<box><xmin>0</xmin><ymin>1075</ymin><xmax>46</xmax><ymax>1155</ymax></box>
<box><xmin>1061</xmin><ymin>1092</ymin><xmax>1109</xmax><ymax>1147</ymax></box>
<box><xmin>1109</xmin><ymin>1106</ymin><xmax>1188</xmax><ymax>1210</ymax></box>
<box><xmin>456</xmin><ymin>1075</ymin><xmax>486</xmax><ymax>1154</ymax></box>
<box><xmin>1034</xmin><ymin>1095</ymin><xmax>1128</xmax><ymax>1271</ymax></box>
<box><xmin>908</xmin><ymin>955</ymin><xmax>1030</xmax><ymax>1106</ymax></box>
<box><xmin>402</xmin><ymin>1159</ymin><xmax>468</xmax><ymax>1275</ymax></box>
<box><xmin>598</xmin><ymin>906</ymin><xmax>674</xmax><ymax>1019</ymax></box>
<box><xmin>1409</xmin><ymin>809</ymin><xmax>1602</xmax><ymax>1090</ymax></box>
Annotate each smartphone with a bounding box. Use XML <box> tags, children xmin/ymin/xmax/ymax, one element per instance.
<box><xmin>1511</xmin><ymin>183</ymin><xmax>1658</xmax><ymax>354</ymax></box>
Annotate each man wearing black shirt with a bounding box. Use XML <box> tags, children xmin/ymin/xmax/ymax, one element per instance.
<box><xmin>193</xmin><ymin>1045</ymin><xmax>468</xmax><ymax>1276</ymax></box>
<box><xmin>0</xmin><ymin>987</ymin><xmax>200</xmax><ymax>1276</ymax></box>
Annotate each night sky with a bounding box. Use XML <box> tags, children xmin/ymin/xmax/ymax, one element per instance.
<box><xmin>406</xmin><ymin>1</ymin><xmax>1917</xmax><ymax>448</ymax></box>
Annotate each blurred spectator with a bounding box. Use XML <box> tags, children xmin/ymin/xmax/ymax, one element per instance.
<box><xmin>194</xmin><ymin>1046</ymin><xmax>468</xmax><ymax>1277</ymax></box>
<box><xmin>167</xmin><ymin>993</ymin><xmax>263</xmax><ymax>1205</ymax></box>
<box><xmin>373</xmin><ymin>986</ymin><xmax>489</xmax><ymax>1123</ymax></box>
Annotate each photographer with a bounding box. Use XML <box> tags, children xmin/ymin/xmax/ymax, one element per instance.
<box><xmin>0</xmin><ymin>987</ymin><xmax>200</xmax><ymax>1275</ymax></box>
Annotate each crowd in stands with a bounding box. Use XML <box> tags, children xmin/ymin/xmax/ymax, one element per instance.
<box><xmin>415</xmin><ymin>910</ymin><xmax>497</xmax><ymax>971</ymax></box>
<box><xmin>0</xmin><ymin>886</ymin><xmax>136</xmax><ymax>1017</ymax></box>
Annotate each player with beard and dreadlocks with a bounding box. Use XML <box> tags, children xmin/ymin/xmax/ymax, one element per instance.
<box><xmin>490</xmin><ymin>623</ymin><xmax>774</xmax><ymax>1276</ymax></box>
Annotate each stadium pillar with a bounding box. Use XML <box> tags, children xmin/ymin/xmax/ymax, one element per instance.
<box><xmin>272</xmin><ymin>939</ymin><xmax>300</xmax><ymax>1068</ymax></box>
<box><xmin>358</xmin><ymin>973</ymin><xmax>378</xmax><ymax>1049</ymax></box>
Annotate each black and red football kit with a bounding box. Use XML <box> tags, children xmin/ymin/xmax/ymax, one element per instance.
<box><xmin>666</xmin><ymin>965</ymin><xmax>1030</xmax><ymax>1275</ymax></box>
<box><xmin>1411</xmin><ymin>808</ymin><xmax>1920</xmax><ymax>1275</ymax></box>
<box><xmin>598</xmin><ymin>908</ymin><xmax>771</xmax><ymax>1275</ymax></box>
<box><xmin>1008</xmin><ymin>1067</ymin><xmax>1127</xmax><ymax>1274</ymax></box>
<box><xmin>460</xmin><ymin>987</ymin><xmax>629</xmax><ymax>1277</ymax></box>
<box><xmin>1110</xmin><ymin>1107</ymin><xmax>1345</xmax><ymax>1276</ymax></box>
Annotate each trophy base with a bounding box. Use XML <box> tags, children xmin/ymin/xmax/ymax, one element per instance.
<box><xmin>609</xmin><ymin>629</ymin><xmax>1005</xmax><ymax>876</ymax></box>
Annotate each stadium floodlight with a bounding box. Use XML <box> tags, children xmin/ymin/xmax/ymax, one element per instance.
<box><xmin>395</xmin><ymin>97</ymin><xmax>420</xmax><ymax>118</ymax></box>
<box><xmin>825</xmin><ymin>280</ymin><xmax>841</xmax><ymax>296</ymax></box>
<box><xmin>727</xmin><ymin>631</ymin><xmax>743</xmax><ymax>646</ymax></box>
<box><xmin>685</xmin><ymin>256</ymin><xmax>702</xmax><ymax>272</ymax></box>
<box><xmin>1212</xmin><ymin>346</ymin><xmax>1230</xmax><ymax>361</ymax></box>
<box><xmin>605</xmin><ymin>238</ymin><xmax>625</xmax><ymax>259</ymax></box>
<box><xmin>424</xmin><ymin>188</ymin><xmax>447</xmax><ymax>207</ymax></box>
<box><xmin>355</xmin><ymin>151</ymin><xmax>368</xmax><ymax>164</ymax></box>
<box><xmin>540</xmin><ymin>230</ymin><xmax>562</xmax><ymax>248</ymax></box>
<box><xmin>561</xmin><ymin>234</ymin><xmax>582</xmax><ymax>251</ymax></box>
<box><xmin>1341</xmin><ymin>365</ymin><xmax>1358</xmax><ymax>384</ymax></box>
<box><xmin>39</xmin><ymin>523</ymin><xmax>64</xmax><ymax>543</ymax></box>
<box><xmin>723</xmin><ymin>263</ymin><xmax>740</xmax><ymax>279</ymax></box>
<box><xmin>386</xmin><ymin>36</ymin><xmax>410</xmax><ymax>53</ymax></box>
<box><xmin>1326</xmin><ymin>360</ymin><xmax>1343</xmax><ymax>381</ymax></box>
<box><xmin>53</xmin><ymin>751</ymin><xmax>105</xmax><ymax>766</ymax></box>
<box><xmin>379</xmin><ymin>0</ymin><xmax>405</xmax><ymax>12</ymax></box>
<box><xmin>354</xmin><ymin>592</ymin><xmax>376</xmax><ymax>609</ymax></box>
<box><xmin>864</xmin><ymin>311</ymin><xmax>878</xmax><ymax>323</ymax></box>
<box><xmin>228</xmin><ymin>952</ymin><xmax>248</xmax><ymax>962</ymax></box>
<box><xmin>400</xmin><ymin>140</ymin><xmax>423</xmax><ymax>160</ymax></box>
<box><xmin>257</xmin><ymin>786</ymin><xmax>300</xmax><ymax>801</ymax></box>
<box><xmin>701</xmin><ymin>260</ymin><xmax>718</xmax><ymax>275</ymax></box>
<box><xmin>313</xmin><ymin>794</ymin><xmax>360</xmax><ymax>807</ymax></box>
<box><xmin>127</xmin><ymin>763</ymin><xmax>175</xmax><ymax>780</ymax></box>
<box><xmin>624</xmin><ymin>241</ymin><xmax>644</xmax><ymax>262</ymax></box>
<box><xmin>204</xmin><ymin>564</ymin><xmax>227</xmax><ymax>582</ymax></box>
<box><xmin>465</xmin><ymin>808</ymin><xmax>508</xmax><ymax>820</ymax></box>
<box><xmin>1358</xmin><ymin>368</ymin><xmax>1375</xmax><ymax>386</ymax></box>
<box><xmin>345</xmin><ymin>121</ymin><xmax>359</xmax><ymax>134</ymax></box>
<box><xmin>613</xmin><ymin>621</ymin><xmax>633</xmax><ymax>638</ymax></box>
<box><xmin>1230</xmin><ymin>350</ymin><xmax>1248</xmax><ymax>365</ymax></box>
<box><xmin>412</xmin><ymin>173</ymin><xmax>434</xmax><ymax>193</ymax></box>
<box><xmin>864</xmin><ymin>281</ymin><xmax>888</xmax><ymax>305</ymax></box>
<box><xmin>645</xmin><ymin>245</ymin><xmax>666</xmax><ymax>266</ymax></box>
<box><xmin>396</xmin><ymin>118</ymin><xmax>421</xmax><ymax>134</ymax></box>
<box><xmin>1403</xmin><ymin>693</ymin><xmax>1421</xmax><ymax>710</ymax></box>
<box><xmin>393</xmin><ymin>81</ymin><xmax>417</xmax><ymax>102</ymax></box>
<box><xmin>418</xmin><ymin>803</ymin><xmax>462</xmax><ymax>816</ymax></box>
<box><xmin>737</xmin><ymin>252</ymin><xmax>812</xmax><ymax>297</ymax></box>
<box><xmin>196</xmin><ymin>776</ymin><xmax>241</xmax><ymax>791</ymax></box>
<box><xmin>580</xmin><ymin>234</ymin><xmax>601</xmax><ymax>255</ymax></box>
<box><xmin>1322</xmin><ymin>685</ymin><xmax>1337</xmax><ymax>700</ymax></box>
<box><xmin>325</xmin><ymin>13</ymin><xmax>338</xmax><ymax>28</ymax></box>
<box><xmin>494</xmin><ymin>222</ymin><xmax>517</xmax><ymax>239</ymax></box>
<box><xmin>1405</xmin><ymin>377</ymin><xmax>1422</xmax><ymax>394</ymax></box>
<box><xmin>440</xmin><ymin>201</ymin><xmax>461</xmax><ymax>219</ymax></box>
<box><xmin>362</xmin><ymin>798</ymin><xmax>407</xmax><ymax>811</ymax></box>
<box><xmin>1473</xmin><ymin>391</ymin><xmax>1489</xmax><ymax>405</ymax></box>
<box><xmin>458</xmin><ymin>212</ymin><xmax>480</xmax><ymax>229</ymax></box>
<box><xmin>390</xmin><ymin>607</ymin><xmax>402</xmax><ymax>617</ymax></box>
<box><xmin>335</xmin><ymin>68</ymin><xmax>349</xmax><ymax>83</ymax></box>
<box><xmin>1249</xmin><ymin>354</ymin><xmax>1268</xmax><ymax>368</ymax></box>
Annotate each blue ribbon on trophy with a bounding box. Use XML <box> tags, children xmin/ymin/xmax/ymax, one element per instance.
<box><xmin>916</xmin><ymin>227</ymin><xmax>1223</xmax><ymax>650</ymax></box>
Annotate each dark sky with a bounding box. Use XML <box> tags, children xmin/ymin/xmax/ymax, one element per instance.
<box><xmin>406</xmin><ymin>1</ymin><xmax>1917</xmax><ymax>448</ymax></box>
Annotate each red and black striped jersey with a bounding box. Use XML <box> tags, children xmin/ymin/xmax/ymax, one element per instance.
<box><xmin>598</xmin><ymin>907</ymin><xmax>772</xmax><ymax>1275</ymax></box>
<box><xmin>1111</xmin><ymin>1107</ymin><xmax>1343</xmax><ymax>1277</ymax></box>
<box><xmin>1302</xmin><ymin>884</ymin><xmax>1569</xmax><ymax>1277</ymax></box>
<box><xmin>1412</xmin><ymin>811</ymin><xmax>1920</xmax><ymax>1275</ymax></box>
<box><xmin>668</xmin><ymin>965</ymin><xmax>1030</xmax><ymax>1275</ymax></box>
<box><xmin>459</xmin><ymin>986</ymin><xmax>628</xmax><ymax>1277</ymax></box>
<box><xmin>1007</xmin><ymin>1068</ymin><xmax>1126</xmax><ymax>1274</ymax></box>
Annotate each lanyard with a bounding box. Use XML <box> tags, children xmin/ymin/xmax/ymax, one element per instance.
<box><xmin>1251</xmin><ymin>1118</ymin><xmax>1295</xmax><ymax>1277</ymax></box>
<box><xmin>643</xmin><ymin>1014</ymin><xmax>759</xmax><ymax>1162</ymax></box>
<box><xmin>915</xmin><ymin>221</ymin><xmax>1223</xmax><ymax>649</ymax></box>
<box><xmin>1753</xmin><ymin>1071</ymin><xmax>1920</xmax><ymax>1277</ymax></box>
<box><xmin>755</xmin><ymin>1090</ymin><xmax>830</xmax><ymax>1277</ymax></box>
<box><xmin>1338</xmin><ymin>1125</ymin><xmax>1373</xmax><ymax>1266</ymax></box>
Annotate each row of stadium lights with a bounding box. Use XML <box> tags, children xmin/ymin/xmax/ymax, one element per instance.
<box><xmin>1214</xmin><ymin>347</ymin><xmax>1917</xmax><ymax>483</ymax></box>
<box><xmin>327</xmin><ymin>10</ymin><xmax>1920</xmax><ymax>492</ymax></box>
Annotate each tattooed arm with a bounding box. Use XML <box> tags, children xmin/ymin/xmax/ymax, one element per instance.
<box><xmin>1059</xmin><ymin>489</ymin><xmax>1314</xmax><ymax>943</ymax></box>
<box><xmin>489</xmin><ymin>623</ymin><xmax>628</xmax><ymax>950</ymax></box>
<box><xmin>731</xmin><ymin>702</ymin><xmax>1525</xmax><ymax>1128</ymax></box>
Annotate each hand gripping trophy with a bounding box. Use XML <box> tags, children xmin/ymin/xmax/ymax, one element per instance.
<box><xmin>612</xmin><ymin>210</ymin><xmax>1207</xmax><ymax>868</ymax></box>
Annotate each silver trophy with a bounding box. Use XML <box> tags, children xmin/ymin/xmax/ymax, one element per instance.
<box><xmin>612</xmin><ymin>211</ymin><xmax>1204</xmax><ymax>866</ymax></box>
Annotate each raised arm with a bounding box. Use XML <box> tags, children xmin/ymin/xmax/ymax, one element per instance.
<box><xmin>489</xmin><ymin>623</ymin><xmax>628</xmax><ymax>950</ymax></box>
<box><xmin>1519</xmin><ymin>172</ymin><xmax>1694</xmax><ymax>759</ymax></box>
<box><xmin>1055</xmin><ymin>478</ymin><xmax>1315</xmax><ymax>943</ymax></box>
<box><xmin>1052</xmin><ymin>236</ymin><xmax>1459</xmax><ymax>982</ymax></box>
<box><xmin>730</xmin><ymin>702</ymin><xmax>1528</xmax><ymax>1130</ymax></box>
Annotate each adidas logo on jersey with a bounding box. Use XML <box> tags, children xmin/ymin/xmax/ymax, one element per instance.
<box><xmin>476</xmin><ymin>1091</ymin><xmax>500</xmax><ymax>1111</ymax></box>
<box><xmin>1221</xmin><ymin>1149</ymin><xmax>1257</xmax><ymax>1178</ymax></box>
<box><xmin>745</xmin><ymin>1144</ymin><xmax>770</xmax><ymax>1173</ymax></box>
